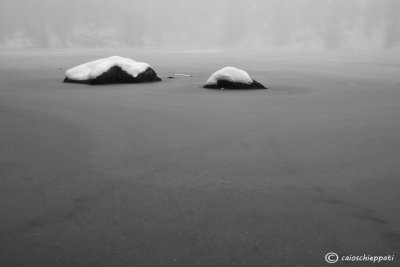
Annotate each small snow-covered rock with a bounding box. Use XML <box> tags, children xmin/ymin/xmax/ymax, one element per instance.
<box><xmin>64</xmin><ymin>56</ymin><xmax>161</xmax><ymax>84</ymax></box>
<box><xmin>203</xmin><ymin>67</ymin><xmax>266</xmax><ymax>89</ymax></box>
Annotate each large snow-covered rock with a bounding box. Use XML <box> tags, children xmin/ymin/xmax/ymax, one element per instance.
<box><xmin>203</xmin><ymin>67</ymin><xmax>266</xmax><ymax>89</ymax></box>
<box><xmin>64</xmin><ymin>56</ymin><xmax>161</xmax><ymax>84</ymax></box>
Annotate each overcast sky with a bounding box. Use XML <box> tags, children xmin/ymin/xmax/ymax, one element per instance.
<box><xmin>0</xmin><ymin>0</ymin><xmax>399</xmax><ymax>50</ymax></box>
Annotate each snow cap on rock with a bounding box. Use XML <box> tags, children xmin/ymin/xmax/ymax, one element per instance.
<box><xmin>204</xmin><ymin>67</ymin><xmax>266</xmax><ymax>89</ymax></box>
<box><xmin>64</xmin><ymin>56</ymin><xmax>161</xmax><ymax>84</ymax></box>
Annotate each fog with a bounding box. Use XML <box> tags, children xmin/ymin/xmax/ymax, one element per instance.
<box><xmin>0</xmin><ymin>0</ymin><xmax>399</xmax><ymax>50</ymax></box>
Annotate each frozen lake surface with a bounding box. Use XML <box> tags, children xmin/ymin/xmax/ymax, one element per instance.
<box><xmin>0</xmin><ymin>49</ymin><xmax>399</xmax><ymax>266</ymax></box>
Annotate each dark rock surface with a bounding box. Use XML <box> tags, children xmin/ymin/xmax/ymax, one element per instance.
<box><xmin>203</xmin><ymin>79</ymin><xmax>267</xmax><ymax>89</ymax></box>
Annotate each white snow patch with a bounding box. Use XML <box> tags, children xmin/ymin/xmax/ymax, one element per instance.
<box><xmin>65</xmin><ymin>56</ymin><xmax>151</xmax><ymax>81</ymax></box>
<box><xmin>206</xmin><ymin>67</ymin><xmax>253</xmax><ymax>85</ymax></box>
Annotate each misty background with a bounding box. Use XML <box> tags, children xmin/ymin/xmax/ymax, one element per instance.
<box><xmin>0</xmin><ymin>0</ymin><xmax>399</xmax><ymax>50</ymax></box>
